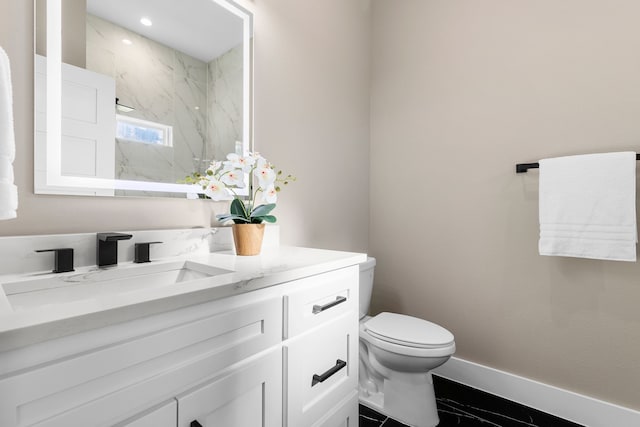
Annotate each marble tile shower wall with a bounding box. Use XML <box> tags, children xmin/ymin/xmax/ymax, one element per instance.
<box><xmin>85</xmin><ymin>14</ymin><xmax>242</xmax><ymax>196</ymax></box>
<box><xmin>207</xmin><ymin>46</ymin><xmax>243</xmax><ymax>161</ymax></box>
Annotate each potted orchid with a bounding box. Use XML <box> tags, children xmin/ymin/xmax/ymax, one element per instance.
<box><xmin>185</xmin><ymin>151</ymin><xmax>295</xmax><ymax>255</ymax></box>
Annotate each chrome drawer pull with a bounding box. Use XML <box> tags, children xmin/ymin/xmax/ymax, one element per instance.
<box><xmin>312</xmin><ymin>296</ymin><xmax>347</xmax><ymax>314</ymax></box>
<box><xmin>311</xmin><ymin>359</ymin><xmax>347</xmax><ymax>386</ymax></box>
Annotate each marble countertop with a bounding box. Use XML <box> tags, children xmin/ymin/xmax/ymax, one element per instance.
<box><xmin>0</xmin><ymin>246</ymin><xmax>366</xmax><ymax>352</ymax></box>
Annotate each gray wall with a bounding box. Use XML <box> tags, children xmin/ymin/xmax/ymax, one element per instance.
<box><xmin>252</xmin><ymin>0</ymin><xmax>371</xmax><ymax>251</ymax></box>
<box><xmin>369</xmin><ymin>0</ymin><xmax>640</xmax><ymax>411</ymax></box>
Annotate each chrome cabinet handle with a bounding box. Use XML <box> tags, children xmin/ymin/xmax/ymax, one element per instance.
<box><xmin>311</xmin><ymin>359</ymin><xmax>347</xmax><ymax>386</ymax></box>
<box><xmin>312</xmin><ymin>296</ymin><xmax>347</xmax><ymax>314</ymax></box>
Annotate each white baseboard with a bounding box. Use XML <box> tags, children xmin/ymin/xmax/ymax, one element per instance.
<box><xmin>433</xmin><ymin>357</ymin><xmax>640</xmax><ymax>427</ymax></box>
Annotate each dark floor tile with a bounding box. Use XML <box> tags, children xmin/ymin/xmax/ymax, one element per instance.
<box><xmin>437</xmin><ymin>408</ymin><xmax>493</xmax><ymax>427</ymax></box>
<box><xmin>433</xmin><ymin>375</ymin><xmax>584</xmax><ymax>427</ymax></box>
<box><xmin>359</xmin><ymin>415</ymin><xmax>384</xmax><ymax>427</ymax></box>
<box><xmin>360</xmin><ymin>404</ymin><xmax>387</xmax><ymax>426</ymax></box>
<box><xmin>381</xmin><ymin>418</ymin><xmax>411</xmax><ymax>427</ymax></box>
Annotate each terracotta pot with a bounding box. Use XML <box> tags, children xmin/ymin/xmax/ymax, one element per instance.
<box><xmin>232</xmin><ymin>223</ymin><xmax>266</xmax><ymax>256</ymax></box>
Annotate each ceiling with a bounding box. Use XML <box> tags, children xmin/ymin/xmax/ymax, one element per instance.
<box><xmin>86</xmin><ymin>0</ymin><xmax>244</xmax><ymax>62</ymax></box>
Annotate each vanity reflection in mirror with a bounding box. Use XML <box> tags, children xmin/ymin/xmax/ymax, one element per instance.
<box><xmin>34</xmin><ymin>0</ymin><xmax>252</xmax><ymax>197</ymax></box>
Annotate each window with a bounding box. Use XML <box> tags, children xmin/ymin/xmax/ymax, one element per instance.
<box><xmin>115</xmin><ymin>115</ymin><xmax>173</xmax><ymax>147</ymax></box>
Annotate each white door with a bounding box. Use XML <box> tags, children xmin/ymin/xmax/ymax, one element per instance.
<box><xmin>177</xmin><ymin>348</ymin><xmax>282</xmax><ymax>427</ymax></box>
<box><xmin>35</xmin><ymin>54</ymin><xmax>115</xmax><ymax>196</ymax></box>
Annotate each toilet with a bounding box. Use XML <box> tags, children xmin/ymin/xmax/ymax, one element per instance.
<box><xmin>359</xmin><ymin>257</ymin><xmax>455</xmax><ymax>427</ymax></box>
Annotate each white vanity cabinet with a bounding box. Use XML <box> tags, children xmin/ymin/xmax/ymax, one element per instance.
<box><xmin>0</xmin><ymin>264</ymin><xmax>359</xmax><ymax>427</ymax></box>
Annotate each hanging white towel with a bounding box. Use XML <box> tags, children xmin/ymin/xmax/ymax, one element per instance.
<box><xmin>539</xmin><ymin>152</ymin><xmax>637</xmax><ymax>261</ymax></box>
<box><xmin>0</xmin><ymin>46</ymin><xmax>17</xmax><ymax>220</ymax></box>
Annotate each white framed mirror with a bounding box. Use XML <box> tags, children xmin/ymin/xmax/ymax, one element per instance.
<box><xmin>34</xmin><ymin>0</ymin><xmax>253</xmax><ymax>198</ymax></box>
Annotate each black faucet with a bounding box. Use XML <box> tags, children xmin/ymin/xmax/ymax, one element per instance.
<box><xmin>97</xmin><ymin>232</ymin><xmax>133</xmax><ymax>267</ymax></box>
<box><xmin>134</xmin><ymin>241</ymin><xmax>163</xmax><ymax>263</ymax></box>
<box><xmin>35</xmin><ymin>248</ymin><xmax>75</xmax><ymax>273</ymax></box>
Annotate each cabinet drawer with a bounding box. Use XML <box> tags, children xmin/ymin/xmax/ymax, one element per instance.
<box><xmin>286</xmin><ymin>266</ymin><xmax>358</xmax><ymax>338</ymax></box>
<box><xmin>286</xmin><ymin>312</ymin><xmax>358</xmax><ymax>427</ymax></box>
<box><xmin>0</xmin><ymin>297</ymin><xmax>281</xmax><ymax>427</ymax></box>
<box><xmin>177</xmin><ymin>347</ymin><xmax>282</xmax><ymax>427</ymax></box>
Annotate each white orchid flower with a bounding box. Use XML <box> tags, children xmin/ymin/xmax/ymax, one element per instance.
<box><xmin>227</xmin><ymin>153</ymin><xmax>255</xmax><ymax>173</ymax></box>
<box><xmin>263</xmin><ymin>185</ymin><xmax>278</xmax><ymax>203</ymax></box>
<box><xmin>203</xmin><ymin>179</ymin><xmax>228</xmax><ymax>201</ymax></box>
<box><xmin>254</xmin><ymin>154</ymin><xmax>271</xmax><ymax>170</ymax></box>
<box><xmin>254</xmin><ymin>165</ymin><xmax>276</xmax><ymax>189</ymax></box>
<box><xmin>186</xmin><ymin>150</ymin><xmax>294</xmax><ymax>226</ymax></box>
<box><xmin>221</xmin><ymin>159</ymin><xmax>236</xmax><ymax>172</ymax></box>
<box><xmin>221</xmin><ymin>169</ymin><xmax>245</xmax><ymax>188</ymax></box>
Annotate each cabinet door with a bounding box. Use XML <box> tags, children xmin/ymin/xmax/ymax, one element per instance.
<box><xmin>314</xmin><ymin>391</ymin><xmax>359</xmax><ymax>427</ymax></box>
<box><xmin>177</xmin><ymin>348</ymin><xmax>282</xmax><ymax>427</ymax></box>
<box><xmin>287</xmin><ymin>312</ymin><xmax>358</xmax><ymax>426</ymax></box>
<box><xmin>115</xmin><ymin>400</ymin><xmax>177</xmax><ymax>427</ymax></box>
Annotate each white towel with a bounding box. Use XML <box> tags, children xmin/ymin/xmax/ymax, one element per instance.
<box><xmin>0</xmin><ymin>46</ymin><xmax>17</xmax><ymax>220</ymax></box>
<box><xmin>539</xmin><ymin>152</ymin><xmax>637</xmax><ymax>261</ymax></box>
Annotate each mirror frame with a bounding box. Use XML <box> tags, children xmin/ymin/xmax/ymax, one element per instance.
<box><xmin>39</xmin><ymin>0</ymin><xmax>253</xmax><ymax>197</ymax></box>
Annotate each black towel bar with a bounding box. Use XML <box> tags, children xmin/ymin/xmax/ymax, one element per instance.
<box><xmin>516</xmin><ymin>154</ymin><xmax>640</xmax><ymax>173</ymax></box>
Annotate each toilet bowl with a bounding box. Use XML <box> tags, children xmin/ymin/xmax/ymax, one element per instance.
<box><xmin>359</xmin><ymin>258</ymin><xmax>455</xmax><ymax>427</ymax></box>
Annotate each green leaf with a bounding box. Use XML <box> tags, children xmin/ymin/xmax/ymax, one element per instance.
<box><xmin>250</xmin><ymin>203</ymin><xmax>276</xmax><ymax>218</ymax></box>
<box><xmin>216</xmin><ymin>214</ymin><xmax>250</xmax><ymax>223</ymax></box>
<box><xmin>257</xmin><ymin>215</ymin><xmax>277</xmax><ymax>223</ymax></box>
<box><xmin>230</xmin><ymin>198</ymin><xmax>249</xmax><ymax>219</ymax></box>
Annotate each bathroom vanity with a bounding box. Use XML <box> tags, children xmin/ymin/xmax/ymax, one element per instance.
<box><xmin>0</xmin><ymin>229</ymin><xmax>365</xmax><ymax>427</ymax></box>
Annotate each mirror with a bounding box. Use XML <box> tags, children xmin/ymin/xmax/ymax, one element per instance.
<box><xmin>34</xmin><ymin>0</ymin><xmax>253</xmax><ymax>197</ymax></box>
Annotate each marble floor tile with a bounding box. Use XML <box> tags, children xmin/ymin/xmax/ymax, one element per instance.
<box><xmin>382</xmin><ymin>418</ymin><xmax>411</xmax><ymax>427</ymax></box>
<box><xmin>360</xmin><ymin>404</ymin><xmax>387</xmax><ymax>426</ymax></box>
<box><xmin>359</xmin><ymin>376</ymin><xmax>584</xmax><ymax>427</ymax></box>
<box><xmin>433</xmin><ymin>375</ymin><xmax>584</xmax><ymax>427</ymax></box>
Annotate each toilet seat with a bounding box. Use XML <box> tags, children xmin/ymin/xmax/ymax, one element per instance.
<box><xmin>360</xmin><ymin>313</ymin><xmax>456</xmax><ymax>358</ymax></box>
<box><xmin>364</xmin><ymin>312</ymin><xmax>454</xmax><ymax>348</ymax></box>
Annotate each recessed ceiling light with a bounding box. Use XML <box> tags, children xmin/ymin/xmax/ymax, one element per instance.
<box><xmin>122</xmin><ymin>39</ymin><xmax>133</xmax><ymax>45</ymax></box>
<box><xmin>140</xmin><ymin>17</ymin><xmax>152</xmax><ymax>26</ymax></box>
<box><xmin>194</xmin><ymin>106</ymin><xmax>200</xmax><ymax>110</ymax></box>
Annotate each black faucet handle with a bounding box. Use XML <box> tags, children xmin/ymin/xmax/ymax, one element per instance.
<box><xmin>134</xmin><ymin>241</ymin><xmax>163</xmax><ymax>263</ymax></box>
<box><xmin>35</xmin><ymin>248</ymin><xmax>74</xmax><ymax>273</ymax></box>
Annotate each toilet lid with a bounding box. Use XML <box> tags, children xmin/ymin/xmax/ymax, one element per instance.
<box><xmin>364</xmin><ymin>312</ymin><xmax>454</xmax><ymax>348</ymax></box>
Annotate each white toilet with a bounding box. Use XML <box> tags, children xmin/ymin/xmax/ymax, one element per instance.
<box><xmin>359</xmin><ymin>257</ymin><xmax>455</xmax><ymax>427</ymax></box>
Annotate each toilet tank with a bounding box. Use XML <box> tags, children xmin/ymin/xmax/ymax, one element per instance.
<box><xmin>359</xmin><ymin>257</ymin><xmax>376</xmax><ymax>319</ymax></box>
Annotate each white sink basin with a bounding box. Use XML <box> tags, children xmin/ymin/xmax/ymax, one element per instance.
<box><xmin>3</xmin><ymin>261</ymin><xmax>233</xmax><ymax>311</ymax></box>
